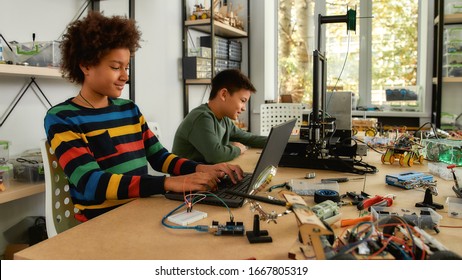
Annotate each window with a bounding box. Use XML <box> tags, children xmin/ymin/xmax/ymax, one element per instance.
<box><xmin>278</xmin><ymin>0</ymin><xmax>423</xmax><ymax>113</ymax></box>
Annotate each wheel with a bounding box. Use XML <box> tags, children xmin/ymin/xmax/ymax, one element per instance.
<box><xmin>408</xmin><ymin>157</ymin><xmax>414</xmax><ymax>167</ymax></box>
<box><xmin>399</xmin><ymin>156</ymin><xmax>405</xmax><ymax>166</ymax></box>
<box><xmin>352</xmin><ymin>128</ymin><xmax>358</xmax><ymax>136</ymax></box>
<box><xmin>389</xmin><ymin>155</ymin><xmax>395</xmax><ymax>164</ymax></box>
<box><xmin>365</xmin><ymin>128</ymin><xmax>377</xmax><ymax>137</ymax></box>
<box><xmin>418</xmin><ymin>155</ymin><xmax>424</xmax><ymax>163</ymax></box>
<box><xmin>381</xmin><ymin>154</ymin><xmax>386</xmax><ymax>164</ymax></box>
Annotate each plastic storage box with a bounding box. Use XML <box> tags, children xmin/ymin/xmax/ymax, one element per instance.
<box><xmin>12</xmin><ymin>160</ymin><xmax>44</xmax><ymax>183</ymax></box>
<box><xmin>421</xmin><ymin>138</ymin><xmax>462</xmax><ymax>165</ymax></box>
<box><xmin>199</xmin><ymin>36</ymin><xmax>229</xmax><ymax>59</ymax></box>
<box><xmin>428</xmin><ymin>161</ymin><xmax>462</xmax><ymax>181</ymax></box>
<box><xmin>2</xmin><ymin>40</ymin><xmax>61</xmax><ymax>67</ymax></box>
<box><xmin>446</xmin><ymin>197</ymin><xmax>462</xmax><ymax>219</ymax></box>
<box><xmin>0</xmin><ymin>140</ymin><xmax>9</xmax><ymax>163</ymax></box>
<box><xmin>289</xmin><ymin>179</ymin><xmax>339</xmax><ymax>196</ymax></box>
<box><xmin>182</xmin><ymin>57</ymin><xmax>212</xmax><ymax>79</ymax></box>
<box><xmin>445</xmin><ymin>1</ymin><xmax>462</xmax><ymax>14</ymax></box>
<box><xmin>371</xmin><ymin>206</ymin><xmax>442</xmax><ymax>230</ymax></box>
<box><xmin>187</xmin><ymin>47</ymin><xmax>211</xmax><ymax>58</ymax></box>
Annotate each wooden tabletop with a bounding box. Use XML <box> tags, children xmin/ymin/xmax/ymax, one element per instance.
<box><xmin>14</xmin><ymin>149</ymin><xmax>462</xmax><ymax>259</ymax></box>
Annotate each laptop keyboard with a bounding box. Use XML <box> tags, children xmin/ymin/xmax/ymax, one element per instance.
<box><xmin>216</xmin><ymin>173</ymin><xmax>252</xmax><ymax>199</ymax></box>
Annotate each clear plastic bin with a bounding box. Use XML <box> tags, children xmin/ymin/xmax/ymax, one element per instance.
<box><xmin>446</xmin><ymin>1</ymin><xmax>462</xmax><ymax>14</ymax></box>
<box><xmin>443</xmin><ymin>53</ymin><xmax>462</xmax><ymax>65</ymax></box>
<box><xmin>422</xmin><ymin>138</ymin><xmax>462</xmax><ymax>165</ymax></box>
<box><xmin>0</xmin><ymin>140</ymin><xmax>9</xmax><ymax>163</ymax></box>
<box><xmin>0</xmin><ymin>169</ymin><xmax>9</xmax><ymax>189</ymax></box>
<box><xmin>12</xmin><ymin>161</ymin><xmax>44</xmax><ymax>183</ymax></box>
<box><xmin>427</xmin><ymin>161</ymin><xmax>462</xmax><ymax>181</ymax></box>
<box><xmin>446</xmin><ymin>197</ymin><xmax>462</xmax><ymax>219</ymax></box>
<box><xmin>444</xmin><ymin>27</ymin><xmax>462</xmax><ymax>43</ymax></box>
<box><xmin>443</xmin><ymin>64</ymin><xmax>462</xmax><ymax>77</ymax></box>
<box><xmin>2</xmin><ymin>40</ymin><xmax>61</xmax><ymax>67</ymax></box>
<box><xmin>289</xmin><ymin>179</ymin><xmax>339</xmax><ymax>196</ymax></box>
<box><xmin>371</xmin><ymin>206</ymin><xmax>442</xmax><ymax>230</ymax></box>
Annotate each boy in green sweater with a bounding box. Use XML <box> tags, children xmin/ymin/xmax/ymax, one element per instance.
<box><xmin>173</xmin><ymin>69</ymin><xmax>267</xmax><ymax>163</ymax></box>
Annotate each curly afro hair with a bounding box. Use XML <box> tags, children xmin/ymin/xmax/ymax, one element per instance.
<box><xmin>60</xmin><ymin>11</ymin><xmax>141</xmax><ymax>84</ymax></box>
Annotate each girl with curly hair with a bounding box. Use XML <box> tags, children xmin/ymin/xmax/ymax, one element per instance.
<box><xmin>44</xmin><ymin>12</ymin><xmax>243</xmax><ymax>220</ymax></box>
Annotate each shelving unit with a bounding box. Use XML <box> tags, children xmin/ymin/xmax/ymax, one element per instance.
<box><xmin>0</xmin><ymin>181</ymin><xmax>44</xmax><ymax>205</ymax></box>
<box><xmin>0</xmin><ymin>64</ymin><xmax>61</xmax><ymax>79</ymax></box>
<box><xmin>181</xmin><ymin>0</ymin><xmax>250</xmax><ymax>128</ymax></box>
<box><xmin>432</xmin><ymin>0</ymin><xmax>462</xmax><ymax>128</ymax></box>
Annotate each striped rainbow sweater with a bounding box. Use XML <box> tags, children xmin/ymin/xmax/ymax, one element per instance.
<box><xmin>44</xmin><ymin>98</ymin><xmax>198</xmax><ymax>217</ymax></box>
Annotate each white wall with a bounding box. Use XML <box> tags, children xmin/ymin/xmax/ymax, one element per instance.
<box><xmin>0</xmin><ymin>0</ymin><xmax>270</xmax><ymax>257</ymax></box>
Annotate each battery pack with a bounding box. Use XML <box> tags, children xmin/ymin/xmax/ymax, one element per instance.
<box><xmin>385</xmin><ymin>171</ymin><xmax>433</xmax><ymax>189</ymax></box>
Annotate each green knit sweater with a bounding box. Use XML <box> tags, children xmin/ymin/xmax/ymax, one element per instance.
<box><xmin>173</xmin><ymin>104</ymin><xmax>267</xmax><ymax>163</ymax></box>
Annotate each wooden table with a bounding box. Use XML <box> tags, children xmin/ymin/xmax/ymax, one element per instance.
<box><xmin>14</xmin><ymin>149</ymin><xmax>462</xmax><ymax>259</ymax></box>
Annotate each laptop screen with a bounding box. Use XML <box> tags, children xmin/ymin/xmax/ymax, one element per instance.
<box><xmin>248</xmin><ymin>118</ymin><xmax>297</xmax><ymax>189</ymax></box>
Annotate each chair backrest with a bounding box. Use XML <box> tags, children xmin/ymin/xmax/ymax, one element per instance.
<box><xmin>145</xmin><ymin>121</ymin><xmax>165</xmax><ymax>176</ymax></box>
<box><xmin>260</xmin><ymin>103</ymin><xmax>307</xmax><ymax>136</ymax></box>
<box><xmin>147</xmin><ymin>121</ymin><xmax>162</xmax><ymax>141</ymax></box>
<box><xmin>40</xmin><ymin>139</ymin><xmax>80</xmax><ymax>238</ymax></box>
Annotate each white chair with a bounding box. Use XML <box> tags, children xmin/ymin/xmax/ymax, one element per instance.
<box><xmin>146</xmin><ymin>121</ymin><xmax>166</xmax><ymax>176</ymax></box>
<box><xmin>260</xmin><ymin>103</ymin><xmax>307</xmax><ymax>136</ymax></box>
<box><xmin>147</xmin><ymin>121</ymin><xmax>162</xmax><ymax>141</ymax></box>
<box><xmin>40</xmin><ymin>139</ymin><xmax>81</xmax><ymax>238</ymax></box>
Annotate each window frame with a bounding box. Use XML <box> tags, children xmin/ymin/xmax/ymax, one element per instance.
<box><xmin>274</xmin><ymin>0</ymin><xmax>432</xmax><ymax>120</ymax></box>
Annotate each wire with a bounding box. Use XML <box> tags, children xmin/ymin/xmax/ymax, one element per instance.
<box><xmin>162</xmin><ymin>192</ymin><xmax>235</xmax><ymax>232</ymax></box>
<box><xmin>326</xmin><ymin>30</ymin><xmax>351</xmax><ymax>112</ymax></box>
<box><xmin>332</xmin><ymin>31</ymin><xmax>351</xmax><ymax>93</ymax></box>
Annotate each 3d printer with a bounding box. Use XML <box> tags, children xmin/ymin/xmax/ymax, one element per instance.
<box><xmin>279</xmin><ymin>9</ymin><xmax>377</xmax><ymax>175</ymax></box>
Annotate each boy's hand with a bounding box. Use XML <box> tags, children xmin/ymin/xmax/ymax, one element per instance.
<box><xmin>231</xmin><ymin>142</ymin><xmax>247</xmax><ymax>154</ymax></box>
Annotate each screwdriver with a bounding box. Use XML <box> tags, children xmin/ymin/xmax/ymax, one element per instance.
<box><xmin>321</xmin><ymin>177</ymin><xmax>363</xmax><ymax>183</ymax></box>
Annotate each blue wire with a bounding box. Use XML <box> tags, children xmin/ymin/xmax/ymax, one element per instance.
<box><xmin>161</xmin><ymin>202</ymin><xmax>209</xmax><ymax>232</ymax></box>
<box><xmin>161</xmin><ymin>192</ymin><xmax>233</xmax><ymax>232</ymax></box>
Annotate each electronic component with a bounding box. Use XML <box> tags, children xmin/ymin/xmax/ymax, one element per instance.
<box><xmin>314</xmin><ymin>189</ymin><xmax>340</xmax><ymax>204</ymax></box>
<box><xmin>289</xmin><ymin>179</ymin><xmax>339</xmax><ymax>196</ymax></box>
<box><xmin>311</xmin><ymin>200</ymin><xmax>341</xmax><ymax>225</ymax></box>
<box><xmin>167</xmin><ymin>209</ymin><xmax>207</xmax><ymax>226</ymax></box>
<box><xmin>210</xmin><ymin>220</ymin><xmax>245</xmax><ymax>236</ymax></box>
<box><xmin>385</xmin><ymin>171</ymin><xmax>433</xmax><ymax>189</ymax></box>
<box><xmin>305</xmin><ymin>172</ymin><xmax>316</xmax><ymax>179</ymax></box>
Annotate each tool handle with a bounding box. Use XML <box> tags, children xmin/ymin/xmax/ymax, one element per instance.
<box><xmin>340</xmin><ymin>215</ymin><xmax>372</xmax><ymax>227</ymax></box>
<box><xmin>321</xmin><ymin>177</ymin><xmax>349</xmax><ymax>183</ymax></box>
<box><xmin>224</xmin><ymin>189</ymin><xmax>287</xmax><ymax>206</ymax></box>
<box><xmin>357</xmin><ymin>195</ymin><xmax>383</xmax><ymax>210</ymax></box>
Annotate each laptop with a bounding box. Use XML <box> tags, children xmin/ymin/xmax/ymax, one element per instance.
<box><xmin>165</xmin><ymin>118</ymin><xmax>297</xmax><ymax>208</ymax></box>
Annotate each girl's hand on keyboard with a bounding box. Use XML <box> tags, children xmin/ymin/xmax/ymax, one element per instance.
<box><xmin>197</xmin><ymin>163</ymin><xmax>244</xmax><ymax>184</ymax></box>
<box><xmin>164</xmin><ymin>172</ymin><xmax>219</xmax><ymax>193</ymax></box>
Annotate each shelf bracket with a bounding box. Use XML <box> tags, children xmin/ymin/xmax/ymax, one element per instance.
<box><xmin>0</xmin><ymin>77</ymin><xmax>52</xmax><ymax>127</ymax></box>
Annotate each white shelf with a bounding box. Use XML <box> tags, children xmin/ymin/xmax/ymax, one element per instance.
<box><xmin>0</xmin><ymin>64</ymin><xmax>62</xmax><ymax>79</ymax></box>
<box><xmin>352</xmin><ymin>110</ymin><xmax>429</xmax><ymax>118</ymax></box>
<box><xmin>185</xmin><ymin>79</ymin><xmax>212</xmax><ymax>84</ymax></box>
<box><xmin>433</xmin><ymin>77</ymin><xmax>462</xmax><ymax>83</ymax></box>
<box><xmin>434</xmin><ymin>13</ymin><xmax>462</xmax><ymax>24</ymax></box>
<box><xmin>185</xmin><ymin>19</ymin><xmax>247</xmax><ymax>38</ymax></box>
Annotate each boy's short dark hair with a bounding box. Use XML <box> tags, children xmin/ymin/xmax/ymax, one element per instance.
<box><xmin>60</xmin><ymin>11</ymin><xmax>141</xmax><ymax>84</ymax></box>
<box><xmin>209</xmin><ymin>69</ymin><xmax>256</xmax><ymax>100</ymax></box>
